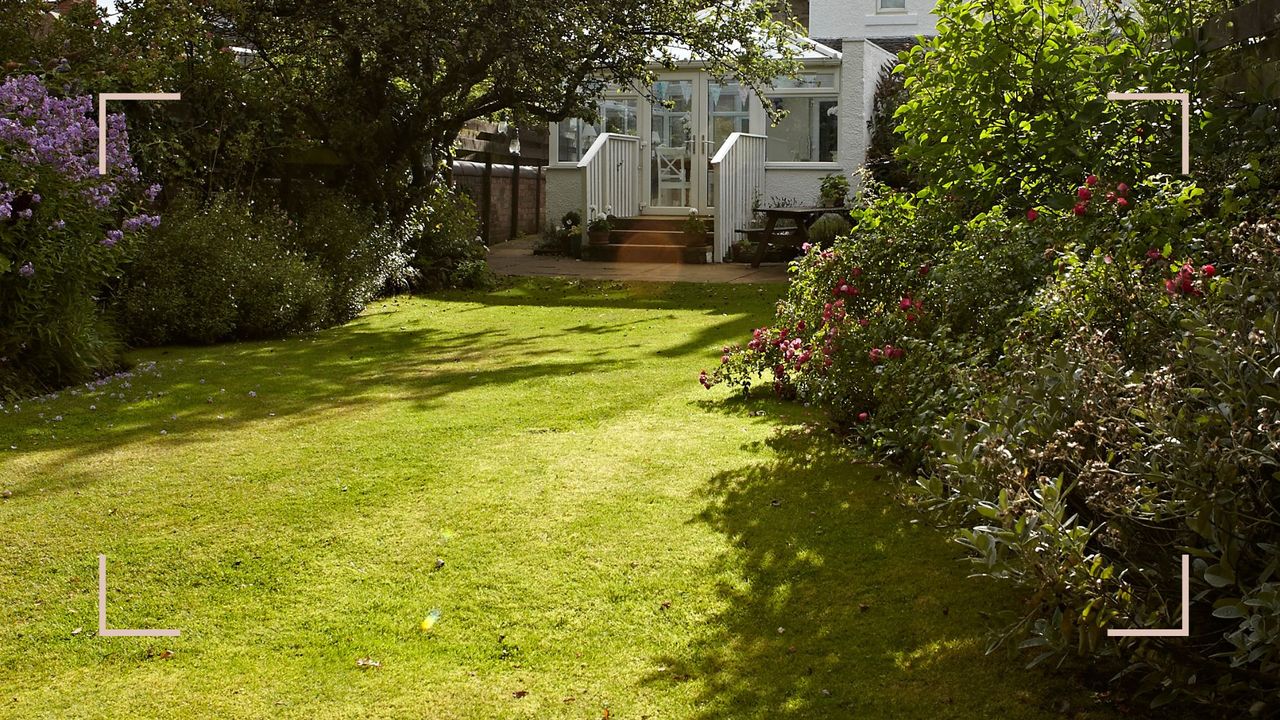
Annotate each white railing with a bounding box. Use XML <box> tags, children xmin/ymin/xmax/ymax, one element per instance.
<box><xmin>710</xmin><ymin>133</ymin><xmax>767</xmax><ymax>263</ymax></box>
<box><xmin>578</xmin><ymin>133</ymin><xmax>641</xmax><ymax>223</ymax></box>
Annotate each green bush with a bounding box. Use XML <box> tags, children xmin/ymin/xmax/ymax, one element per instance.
<box><xmin>291</xmin><ymin>189</ymin><xmax>410</xmax><ymax>322</ymax></box>
<box><xmin>921</xmin><ymin>217</ymin><xmax>1280</xmax><ymax>708</ymax></box>
<box><xmin>893</xmin><ymin>0</ymin><xmax>1211</xmax><ymax>209</ymax></box>
<box><xmin>806</xmin><ymin>212</ymin><xmax>851</xmax><ymax>246</ymax></box>
<box><xmin>400</xmin><ymin>185</ymin><xmax>492</xmax><ymax>290</ymax></box>
<box><xmin>118</xmin><ymin>194</ymin><xmax>323</xmax><ymax>345</ymax></box>
<box><xmin>118</xmin><ymin>191</ymin><xmax>403</xmax><ymax>346</ymax></box>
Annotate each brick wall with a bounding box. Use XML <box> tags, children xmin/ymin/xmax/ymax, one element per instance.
<box><xmin>451</xmin><ymin>161</ymin><xmax>546</xmax><ymax>244</ymax></box>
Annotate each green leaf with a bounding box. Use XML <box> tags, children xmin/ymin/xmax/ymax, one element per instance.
<box><xmin>1204</xmin><ymin>563</ymin><xmax>1235</xmax><ymax>588</ymax></box>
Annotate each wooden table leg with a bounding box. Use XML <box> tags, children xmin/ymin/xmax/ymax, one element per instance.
<box><xmin>752</xmin><ymin>214</ymin><xmax>778</xmax><ymax>268</ymax></box>
<box><xmin>795</xmin><ymin>218</ymin><xmax>812</xmax><ymax>246</ymax></box>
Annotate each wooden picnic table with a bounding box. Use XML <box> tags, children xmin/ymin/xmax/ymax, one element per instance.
<box><xmin>745</xmin><ymin>207</ymin><xmax>833</xmax><ymax>268</ymax></box>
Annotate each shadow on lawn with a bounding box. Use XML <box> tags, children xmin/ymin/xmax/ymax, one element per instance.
<box><xmin>649</xmin><ymin>425</ymin><xmax>1102</xmax><ymax>720</ymax></box>
<box><xmin>1</xmin><ymin>281</ymin><xmax>777</xmax><ymax>497</ymax></box>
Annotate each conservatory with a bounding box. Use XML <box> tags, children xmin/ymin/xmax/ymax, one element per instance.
<box><xmin>543</xmin><ymin>37</ymin><xmax>897</xmax><ymax>263</ymax></box>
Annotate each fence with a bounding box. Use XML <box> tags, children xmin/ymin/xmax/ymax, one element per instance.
<box><xmin>1196</xmin><ymin>0</ymin><xmax>1280</xmax><ymax>100</ymax></box>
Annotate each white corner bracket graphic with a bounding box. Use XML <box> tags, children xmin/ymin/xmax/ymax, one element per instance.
<box><xmin>1108</xmin><ymin>554</ymin><xmax>1190</xmax><ymax>638</ymax></box>
<box><xmin>98</xmin><ymin>554</ymin><xmax>181</xmax><ymax>638</ymax></box>
<box><xmin>1106</xmin><ymin>91</ymin><xmax>1191</xmax><ymax>176</ymax></box>
<box><xmin>97</xmin><ymin>93</ymin><xmax>182</xmax><ymax>175</ymax></box>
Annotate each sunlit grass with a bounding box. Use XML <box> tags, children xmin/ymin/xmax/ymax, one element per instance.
<box><xmin>0</xmin><ymin>278</ymin><xmax>1112</xmax><ymax>719</ymax></box>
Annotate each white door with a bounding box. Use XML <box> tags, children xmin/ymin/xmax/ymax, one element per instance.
<box><xmin>644</xmin><ymin>74</ymin><xmax>709</xmax><ymax>215</ymax></box>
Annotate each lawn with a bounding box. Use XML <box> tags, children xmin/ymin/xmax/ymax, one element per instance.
<box><xmin>0</xmin><ymin>278</ymin><xmax>1110</xmax><ymax>719</ymax></box>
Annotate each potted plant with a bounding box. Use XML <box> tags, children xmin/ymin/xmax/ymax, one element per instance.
<box><xmin>569</xmin><ymin>228</ymin><xmax>584</xmax><ymax>258</ymax></box>
<box><xmin>683</xmin><ymin>209</ymin><xmax>708</xmax><ymax>247</ymax></box>
<box><xmin>560</xmin><ymin>210</ymin><xmax>581</xmax><ymax>254</ymax></box>
<box><xmin>819</xmin><ymin>174</ymin><xmax>851</xmax><ymax>208</ymax></box>
<box><xmin>587</xmin><ymin>209</ymin><xmax>611</xmax><ymax>246</ymax></box>
<box><xmin>730</xmin><ymin>240</ymin><xmax>755</xmax><ymax>263</ymax></box>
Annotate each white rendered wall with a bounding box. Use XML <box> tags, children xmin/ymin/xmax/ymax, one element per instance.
<box><xmin>544</xmin><ymin>166</ymin><xmax>581</xmax><ymax>229</ymax></box>
<box><xmin>810</xmin><ymin>0</ymin><xmax>938</xmax><ymax>39</ymax></box>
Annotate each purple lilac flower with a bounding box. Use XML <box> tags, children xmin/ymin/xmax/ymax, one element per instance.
<box><xmin>16</xmin><ymin>209</ymin><xmax>31</xmax><ymax>220</ymax></box>
<box><xmin>101</xmin><ymin>229</ymin><xmax>123</xmax><ymax>247</ymax></box>
<box><xmin>144</xmin><ymin>184</ymin><xmax>162</xmax><ymax>201</ymax></box>
<box><xmin>0</xmin><ymin>204</ymin><xmax>10</xmax><ymax>219</ymax></box>
<box><xmin>49</xmin><ymin>219</ymin><xmax>65</xmax><ymax>230</ymax></box>
<box><xmin>18</xmin><ymin>263</ymin><xmax>34</xmax><ymax>278</ymax></box>
<box><xmin>30</xmin><ymin>193</ymin><xmax>40</xmax><ymax>204</ymax></box>
<box><xmin>0</xmin><ymin>75</ymin><xmax>139</xmax><ymax>196</ymax></box>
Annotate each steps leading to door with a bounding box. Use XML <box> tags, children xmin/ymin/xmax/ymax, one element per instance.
<box><xmin>585</xmin><ymin>215</ymin><xmax>714</xmax><ymax>264</ymax></box>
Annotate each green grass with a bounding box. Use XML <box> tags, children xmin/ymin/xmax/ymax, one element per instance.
<box><xmin>0</xmin><ymin>278</ymin><xmax>1109</xmax><ymax>719</ymax></box>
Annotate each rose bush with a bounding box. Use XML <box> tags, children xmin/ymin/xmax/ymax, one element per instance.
<box><xmin>702</xmin><ymin>0</ymin><xmax>1280</xmax><ymax>710</ymax></box>
<box><xmin>0</xmin><ymin>75</ymin><xmax>159</xmax><ymax>397</ymax></box>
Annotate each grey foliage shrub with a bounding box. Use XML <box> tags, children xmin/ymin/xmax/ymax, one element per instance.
<box><xmin>400</xmin><ymin>185</ymin><xmax>493</xmax><ymax>290</ymax></box>
<box><xmin>119</xmin><ymin>192</ymin><xmax>401</xmax><ymax>345</ymax></box>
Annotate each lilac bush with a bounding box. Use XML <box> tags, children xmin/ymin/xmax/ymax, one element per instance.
<box><xmin>0</xmin><ymin>74</ymin><xmax>160</xmax><ymax>396</ymax></box>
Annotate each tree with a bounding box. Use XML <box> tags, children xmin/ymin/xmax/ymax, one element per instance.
<box><xmin>121</xmin><ymin>0</ymin><xmax>802</xmax><ymax>221</ymax></box>
<box><xmin>892</xmin><ymin>0</ymin><xmax>1220</xmax><ymax>211</ymax></box>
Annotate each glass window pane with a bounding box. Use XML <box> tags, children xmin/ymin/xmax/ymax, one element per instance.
<box><xmin>879</xmin><ymin>0</ymin><xmax>907</xmax><ymax>9</ymax></box>
<box><xmin>557</xmin><ymin>99</ymin><xmax>639</xmax><ymax>163</ymax></box>
<box><xmin>708</xmin><ymin>81</ymin><xmax>752</xmax><ymax>149</ymax></box>
<box><xmin>771</xmin><ymin>73</ymin><xmax>836</xmax><ymax>90</ymax></box>
<box><xmin>766</xmin><ymin>96</ymin><xmax>839</xmax><ymax>163</ymax></box>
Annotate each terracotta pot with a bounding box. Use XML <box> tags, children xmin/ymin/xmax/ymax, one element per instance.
<box><xmin>588</xmin><ymin>229</ymin><xmax>611</xmax><ymax>246</ymax></box>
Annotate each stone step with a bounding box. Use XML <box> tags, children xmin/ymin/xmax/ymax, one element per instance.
<box><xmin>608</xmin><ymin>229</ymin><xmax>712</xmax><ymax>247</ymax></box>
<box><xmin>584</xmin><ymin>242</ymin><xmax>712</xmax><ymax>264</ymax></box>
<box><xmin>610</xmin><ymin>215</ymin><xmax>714</xmax><ymax>232</ymax></box>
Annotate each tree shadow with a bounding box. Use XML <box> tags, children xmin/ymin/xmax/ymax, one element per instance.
<box><xmin>0</xmin><ymin>280</ymin><xmax>782</xmax><ymax>500</ymax></box>
<box><xmin>648</xmin><ymin>426</ymin><xmax>1115</xmax><ymax>719</ymax></box>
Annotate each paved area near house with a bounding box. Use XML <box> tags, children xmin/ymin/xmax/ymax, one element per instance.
<box><xmin>488</xmin><ymin>237</ymin><xmax>791</xmax><ymax>284</ymax></box>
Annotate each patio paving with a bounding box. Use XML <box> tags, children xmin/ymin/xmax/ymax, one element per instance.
<box><xmin>487</xmin><ymin>237</ymin><xmax>790</xmax><ymax>284</ymax></box>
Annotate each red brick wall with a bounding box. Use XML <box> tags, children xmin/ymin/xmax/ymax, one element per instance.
<box><xmin>451</xmin><ymin>162</ymin><xmax>546</xmax><ymax>244</ymax></box>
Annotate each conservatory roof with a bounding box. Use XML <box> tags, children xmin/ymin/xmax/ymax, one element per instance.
<box><xmin>654</xmin><ymin>15</ymin><xmax>842</xmax><ymax>66</ymax></box>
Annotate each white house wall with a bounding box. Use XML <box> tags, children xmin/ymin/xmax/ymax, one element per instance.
<box><xmin>810</xmin><ymin>0</ymin><xmax>938</xmax><ymax>39</ymax></box>
<box><xmin>544</xmin><ymin>166</ymin><xmax>580</xmax><ymax>230</ymax></box>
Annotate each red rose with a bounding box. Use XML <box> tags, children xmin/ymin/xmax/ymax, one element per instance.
<box><xmin>1202</xmin><ymin>264</ymin><xmax>1216</xmax><ymax>276</ymax></box>
<box><xmin>1077</xmin><ymin>187</ymin><xmax>1092</xmax><ymax>201</ymax></box>
<box><xmin>1026</xmin><ymin>208</ymin><xmax>1039</xmax><ymax>222</ymax></box>
<box><xmin>1086</xmin><ymin>174</ymin><xmax>1099</xmax><ymax>187</ymax></box>
<box><xmin>857</xmin><ymin>412</ymin><xmax>870</xmax><ymax>422</ymax></box>
<box><xmin>1116</xmin><ymin>197</ymin><xmax>1130</xmax><ymax>210</ymax></box>
<box><xmin>899</xmin><ymin>297</ymin><xmax>912</xmax><ymax>311</ymax></box>
<box><xmin>1116</xmin><ymin>183</ymin><xmax>1130</xmax><ymax>196</ymax></box>
<box><xmin>1073</xmin><ymin>203</ymin><xmax>1087</xmax><ymax>216</ymax></box>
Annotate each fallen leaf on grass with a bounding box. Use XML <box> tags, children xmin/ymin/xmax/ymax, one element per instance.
<box><xmin>70</xmin><ymin>628</ymin><xmax>82</xmax><ymax>636</ymax></box>
<box><xmin>355</xmin><ymin>657</ymin><xmax>381</xmax><ymax>669</ymax></box>
<box><xmin>512</xmin><ymin>690</ymin><xmax>528</xmax><ymax>699</ymax></box>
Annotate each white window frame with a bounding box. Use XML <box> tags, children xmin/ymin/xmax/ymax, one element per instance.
<box><xmin>876</xmin><ymin>0</ymin><xmax>909</xmax><ymax>14</ymax></box>
<box><xmin>761</xmin><ymin>66</ymin><xmax>842</xmax><ymax>169</ymax></box>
